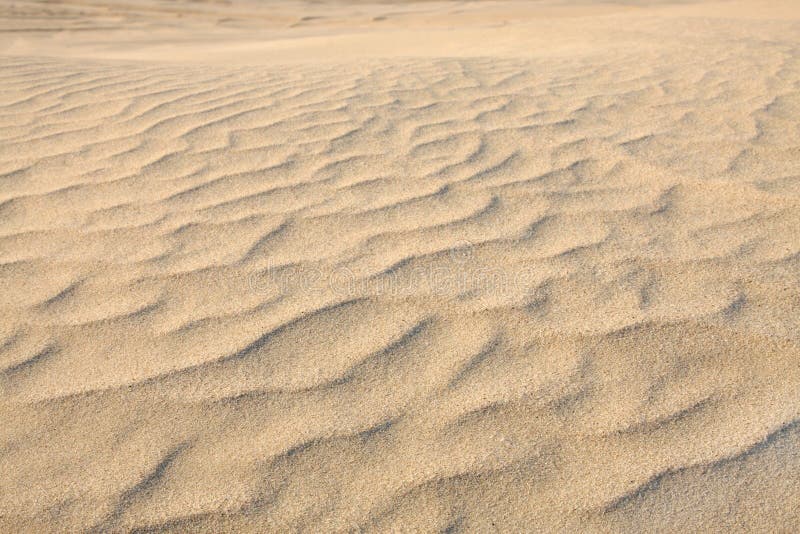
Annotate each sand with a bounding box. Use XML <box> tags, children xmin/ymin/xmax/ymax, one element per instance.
<box><xmin>1</xmin><ymin>0</ymin><xmax>799</xmax><ymax>531</ymax></box>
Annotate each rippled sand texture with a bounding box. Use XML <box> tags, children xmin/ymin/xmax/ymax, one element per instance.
<box><xmin>2</xmin><ymin>0</ymin><xmax>800</xmax><ymax>531</ymax></box>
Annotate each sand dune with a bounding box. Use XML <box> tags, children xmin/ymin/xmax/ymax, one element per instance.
<box><xmin>1</xmin><ymin>0</ymin><xmax>800</xmax><ymax>531</ymax></box>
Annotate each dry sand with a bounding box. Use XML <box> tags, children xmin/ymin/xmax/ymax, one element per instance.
<box><xmin>1</xmin><ymin>0</ymin><xmax>800</xmax><ymax>531</ymax></box>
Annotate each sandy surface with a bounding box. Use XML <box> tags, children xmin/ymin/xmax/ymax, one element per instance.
<box><xmin>1</xmin><ymin>0</ymin><xmax>800</xmax><ymax>531</ymax></box>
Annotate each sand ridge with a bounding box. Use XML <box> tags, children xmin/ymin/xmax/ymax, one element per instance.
<box><xmin>1</xmin><ymin>0</ymin><xmax>800</xmax><ymax>531</ymax></box>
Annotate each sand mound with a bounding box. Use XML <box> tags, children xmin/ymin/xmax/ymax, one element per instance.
<box><xmin>1</xmin><ymin>0</ymin><xmax>799</xmax><ymax>531</ymax></box>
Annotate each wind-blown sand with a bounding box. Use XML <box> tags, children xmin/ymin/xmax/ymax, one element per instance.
<box><xmin>1</xmin><ymin>0</ymin><xmax>800</xmax><ymax>531</ymax></box>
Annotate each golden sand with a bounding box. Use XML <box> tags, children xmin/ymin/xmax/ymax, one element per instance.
<box><xmin>1</xmin><ymin>0</ymin><xmax>799</xmax><ymax>531</ymax></box>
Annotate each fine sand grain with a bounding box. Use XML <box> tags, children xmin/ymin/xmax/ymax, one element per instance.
<box><xmin>1</xmin><ymin>0</ymin><xmax>799</xmax><ymax>531</ymax></box>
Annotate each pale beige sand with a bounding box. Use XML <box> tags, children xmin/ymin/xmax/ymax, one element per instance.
<box><xmin>1</xmin><ymin>0</ymin><xmax>800</xmax><ymax>531</ymax></box>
